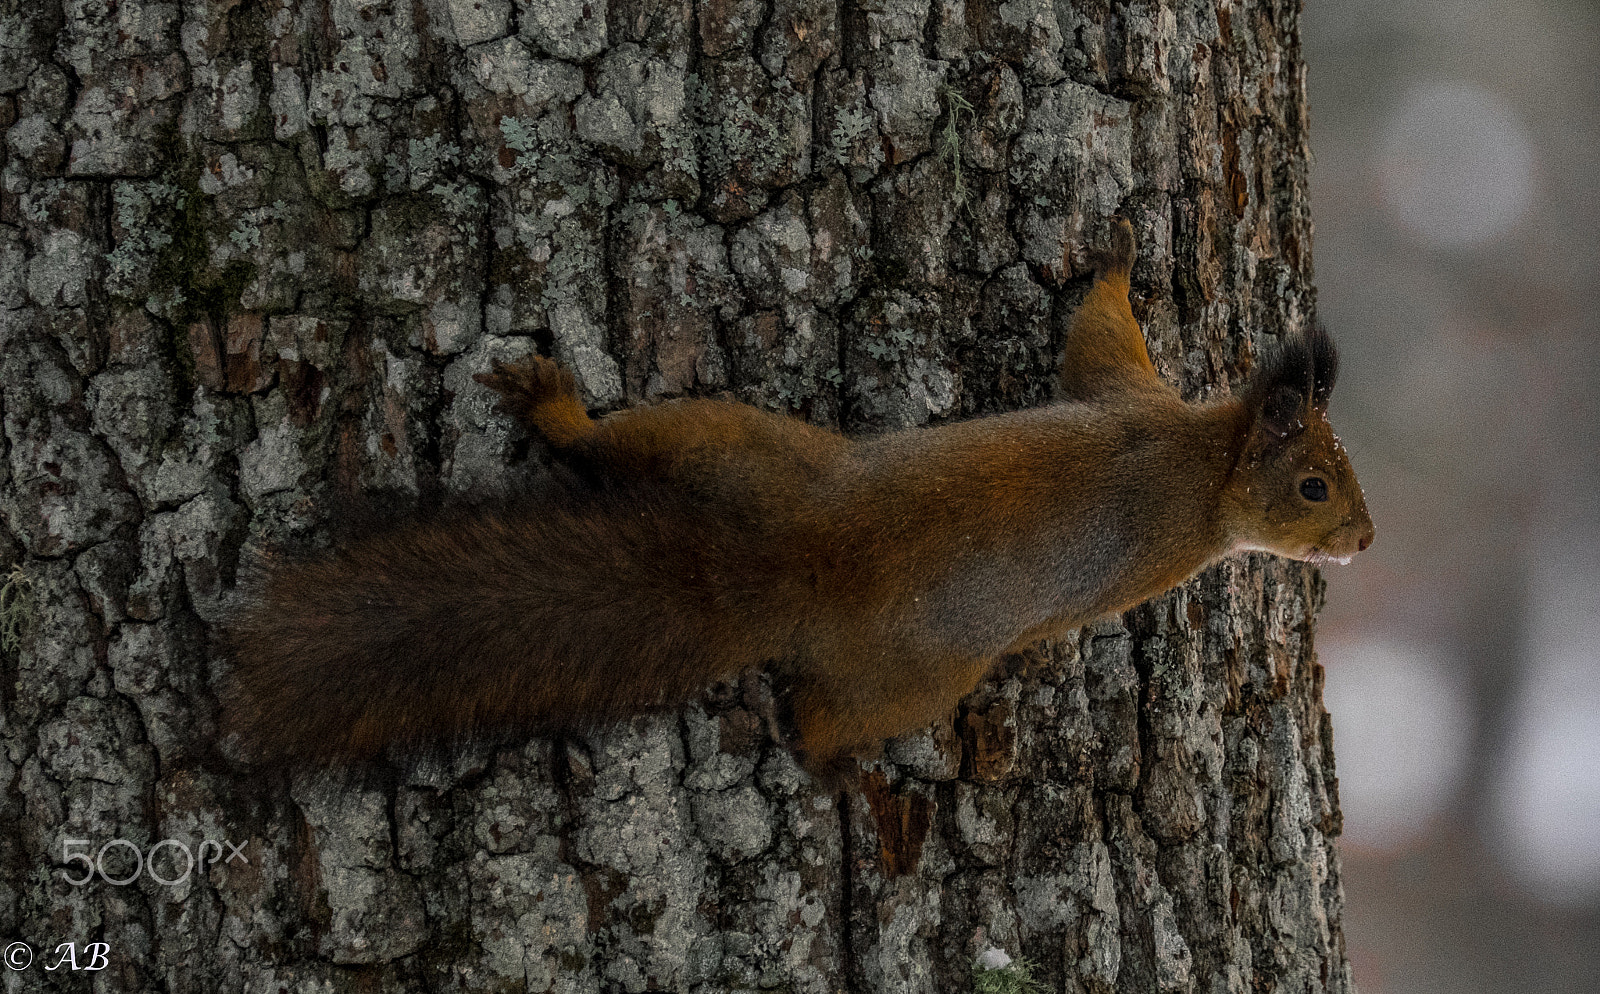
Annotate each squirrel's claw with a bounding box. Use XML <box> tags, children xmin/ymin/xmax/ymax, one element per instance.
<box><xmin>475</xmin><ymin>355</ymin><xmax>580</xmax><ymax>418</ymax></box>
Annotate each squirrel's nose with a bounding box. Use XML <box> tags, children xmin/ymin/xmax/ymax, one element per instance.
<box><xmin>1356</xmin><ymin>522</ymin><xmax>1374</xmax><ymax>552</ymax></box>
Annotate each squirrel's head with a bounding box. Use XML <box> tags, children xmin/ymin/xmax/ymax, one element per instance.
<box><xmin>1225</xmin><ymin>324</ymin><xmax>1375</xmax><ymax>564</ymax></box>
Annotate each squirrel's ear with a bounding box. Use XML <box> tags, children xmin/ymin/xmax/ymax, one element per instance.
<box><xmin>1258</xmin><ymin>383</ymin><xmax>1307</xmax><ymax>438</ymax></box>
<box><xmin>1245</xmin><ymin>323</ymin><xmax>1339</xmax><ymax>437</ymax></box>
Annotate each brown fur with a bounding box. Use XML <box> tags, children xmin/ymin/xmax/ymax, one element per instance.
<box><xmin>223</xmin><ymin>219</ymin><xmax>1374</xmax><ymax>776</ymax></box>
<box><xmin>1058</xmin><ymin>218</ymin><xmax>1160</xmax><ymax>401</ymax></box>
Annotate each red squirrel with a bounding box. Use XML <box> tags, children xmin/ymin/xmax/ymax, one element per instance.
<box><xmin>224</xmin><ymin>220</ymin><xmax>1373</xmax><ymax>777</ymax></box>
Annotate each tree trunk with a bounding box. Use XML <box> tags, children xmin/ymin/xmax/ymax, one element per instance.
<box><xmin>0</xmin><ymin>0</ymin><xmax>1351</xmax><ymax>990</ymax></box>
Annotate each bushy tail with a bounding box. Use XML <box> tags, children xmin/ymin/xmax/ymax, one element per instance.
<box><xmin>223</xmin><ymin>480</ymin><xmax>793</xmax><ymax>764</ymax></box>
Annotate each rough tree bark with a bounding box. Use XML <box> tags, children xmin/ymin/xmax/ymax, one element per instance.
<box><xmin>0</xmin><ymin>0</ymin><xmax>1352</xmax><ymax>990</ymax></box>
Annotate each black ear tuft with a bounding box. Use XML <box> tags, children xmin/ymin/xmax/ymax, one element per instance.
<box><xmin>1246</xmin><ymin>324</ymin><xmax>1340</xmax><ymax>436</ymax></box>
<box><xmin>1306</xmin><ymin>320</ymin><xmax>1339</xmax><ymax>407</ymax></box>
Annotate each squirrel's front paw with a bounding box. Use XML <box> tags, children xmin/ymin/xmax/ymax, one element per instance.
<box><xmin>475</xmin><ymin>354</ymin><xmax>596</xmax><ymax>445</ymax></box>
<box><xmin>474</xmin><ymin>355</ymin><xmax>579</xmax><ymax>417</ymax></box>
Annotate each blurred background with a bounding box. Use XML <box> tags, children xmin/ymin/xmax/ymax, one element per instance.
<box><xmin>1303</xmin><ymin>0</ymin><xmax>1600</xmax><ymax>989</ymax></box>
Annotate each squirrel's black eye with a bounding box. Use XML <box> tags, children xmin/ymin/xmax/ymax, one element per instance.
<box><xmin>1300</xmin><ymin>477</ymin><xmax>1329</xmax><ymax>502</ymax></box>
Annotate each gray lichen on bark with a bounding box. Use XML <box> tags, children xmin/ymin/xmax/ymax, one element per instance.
<box><xmin>0</xmin><ymin>0</ymin><xmax>1351</xmax><ymax>989</ymax></box>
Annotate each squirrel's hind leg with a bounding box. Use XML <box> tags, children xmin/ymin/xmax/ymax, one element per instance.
<box><xmin>787</xmin><ymin>653</ymin><xmax>993</xmax><ymax>782</ymax></box>
<box><xmin>475</xmin><ymin>355</ymin><xmax>595</xmax><ymax>450</ymax></box>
